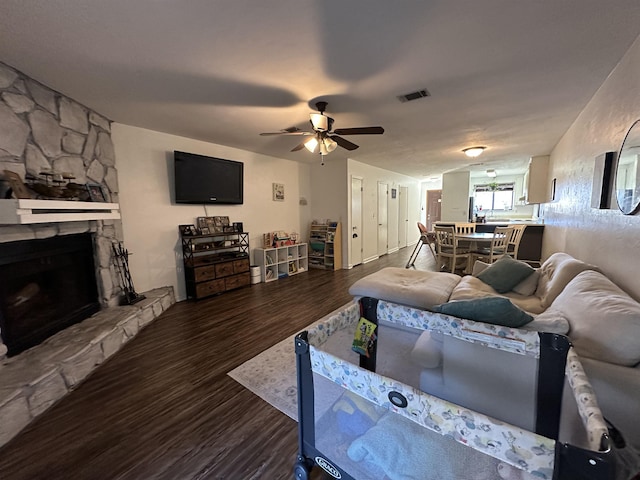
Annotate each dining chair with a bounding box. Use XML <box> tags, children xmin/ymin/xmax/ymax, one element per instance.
<box><xmin>434</xmin><ymin>225</ymin><xmax>470</xmax><ymax>273</ymax></box>
<box><xmin>405</xmin><ymin>222</ymin><xmax>437</xmax><ymax>268</ymax></box>
<box><xmin>506</xmin><ymin>224</ymin><xmax>527</xmax><ymax>259</ymax></box>
<box><xmin>469</xmin><ymin>226</ymin><xmax>512</xmax><ymax>266</ymax></box>
<box><xmin>454</xmin><ymin>222</ymin><xmax>476</xmax><ymax>234</ymax></box>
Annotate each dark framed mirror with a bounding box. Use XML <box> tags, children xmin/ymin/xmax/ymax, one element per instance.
<box><xmin>615</xmin><ymin>119</ymin><xmax>640</xmax><ymax>215</ymax></box>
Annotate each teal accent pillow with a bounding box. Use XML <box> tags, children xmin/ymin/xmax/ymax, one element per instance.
<box><xmin>431</xmin><ymin>297</ymin><xmax>534</xmax><ymax>328</ymax></box>
<box><xmin>476</xmin><ymin>255</ymin><xmax>535</xmax><ymax>293</ymax></box>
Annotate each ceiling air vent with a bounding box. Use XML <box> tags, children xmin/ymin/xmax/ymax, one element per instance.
<box><xmin>397</xmin><ymin>89</ymin><xmax>430</xmax><ymax>103</ymax></box>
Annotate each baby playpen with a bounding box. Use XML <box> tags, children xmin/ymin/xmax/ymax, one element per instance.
<box><xmin>294</xmin><ymin>297</ymin><xmax>614</xmax><ymax>480</ymax></box>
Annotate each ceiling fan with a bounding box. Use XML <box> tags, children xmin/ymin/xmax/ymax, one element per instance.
<box><xmin>260</xmin><ymin>101</ymin><xmax>384</xmax><ymax>161</ymax></box>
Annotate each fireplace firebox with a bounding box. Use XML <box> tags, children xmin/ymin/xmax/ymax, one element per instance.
<box><xmin>0</xmin><ymin>233</ymin><xmax>100</xmax><ymax>356</ymax></box>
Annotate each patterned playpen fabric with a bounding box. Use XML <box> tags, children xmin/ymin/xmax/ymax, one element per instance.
<box><xmin>304</xmin><ymin>299</ymin><xmax>610</xmax><ymax>479</ymax></box>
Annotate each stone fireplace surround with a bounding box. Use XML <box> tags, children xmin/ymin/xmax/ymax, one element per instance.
<box><xmin>0</xmin><ymin>64</ymin><xmax>177</xmax><ymax>447</ymax></box>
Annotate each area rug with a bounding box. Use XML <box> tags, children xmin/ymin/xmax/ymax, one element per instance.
<box><xmin>227</xmin><ymin>302</ymin><xmax>357</xmax><ymax>421</ymax></box>
<box><xmin>227</xmin><ymin>301</ymin><xmax>422</xmax><ymax>422</ymax></box>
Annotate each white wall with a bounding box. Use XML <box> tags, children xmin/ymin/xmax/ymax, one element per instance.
<box><xmin>545</xmin><ymin>34</ymin><xmax>640</xmax><ymax>300</ymax></box>
<box><xmin>348</xmin><ymin>159</ymin><xmax>421</xmax><ymax>265</ymax></box>
<box><xmin>113</xmin><ymin>123</ymin><xmax>311</xmax><ymax>301</ymax></box>
<box><xmin>309</xmin><ymin>158</ymin><xmax>348</xmax><ymax>227</ymax></box>
<box><xmin>441</xmin><ymin>171</ymin><xmax>470</xmax><ymax>222</ymax></box>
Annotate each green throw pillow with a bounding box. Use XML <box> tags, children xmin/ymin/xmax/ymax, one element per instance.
<box><xmin>431</xmin><ymin>297</ymin><xmax>534</xmax><ymax>328</ymax></box>
<box><xmin>476</xmin><ymin>255</ymin><xmax>535</xmax><ymax>293</ymax></box>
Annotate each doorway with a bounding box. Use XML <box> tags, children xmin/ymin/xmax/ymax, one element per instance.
<box><xmin>350</xmin><ymin>176</ymin><xmax>363</xmax><ymax>267</ymax></box>
<box><xmin>398</xmin><ymin>186</ymin><xmax>408</xmax><ymax>248</ymax></box>
<box><xmin>426</xmin><ymin>189</ymin><xmax>442</xmax><ymax>231</ymax></box>
<box><xmin>377</xmin><ymin>182</ymin><xmax>388</xmax><ymax>256</ymax></box>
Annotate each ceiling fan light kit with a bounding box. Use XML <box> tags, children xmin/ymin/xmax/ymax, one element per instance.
<box><xmin>304</xmin><ymin>137</ymin><xmax>319</xmax><ymax>153</ymax></box>
<box><xmin>260</xmin><ymin>101</ymin><xmax>384</xmax><ymax>163</ymax></box>
<box><xmin>463</xmin><ymin>146</ymin><xmax>486</xmax><ymax>158</ymax></box>
<box><xmin>310</xmin><ymin>113</ymin><xmax>329</xmax><ymax>131</ymax></box>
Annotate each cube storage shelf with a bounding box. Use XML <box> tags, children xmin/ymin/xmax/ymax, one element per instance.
<box><xmin>308</xmin><ymin>222</ymin><xmax>341</xmax><ymax>270</ymax></box>
<box><xmin>254</xmin><ymin>243</ymin><xmax>308</xmax><ymax>283</ymax></box>
<box><xmin>180</xmin><ymin>230</ymin><xmax>250</xmax><ymax>299</ymax></box>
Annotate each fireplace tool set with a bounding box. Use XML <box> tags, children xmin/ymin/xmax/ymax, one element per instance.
<box><xmin>112</xmin><ymin>243</ymin><xmax>146</xmax><ymax>305</ymax></box>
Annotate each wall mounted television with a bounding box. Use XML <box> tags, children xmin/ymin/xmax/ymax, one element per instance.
<box><xmin>174</xmin><ymin>151</ymin><xmax>244</xmax><ymax>205</ymax></box>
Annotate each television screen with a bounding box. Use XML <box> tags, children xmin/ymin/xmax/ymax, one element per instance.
<box><xmin>174</xmin><ymin>151</ymin><xmax>243</xmax><ymax>205</ymax></box>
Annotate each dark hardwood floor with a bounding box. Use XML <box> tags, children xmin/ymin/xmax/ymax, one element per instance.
<box><xmin>0</xmin><ymin>246</ymin><xmax>435</xmax><ymax>480</ymax></box>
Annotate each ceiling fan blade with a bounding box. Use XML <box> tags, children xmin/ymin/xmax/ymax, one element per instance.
<box><xmin>291</xmin><ymin>141</ymin><xmax>307</xmax><ymax>152</ymax></box>
<box><xmin>332</xmin><ymin>135</ymin><xmax>359</xmax><ymax>151</ymax></box>
<box><xmin>260</xmin><ymin>131</ymin><xmax>313</xmax><ymax>136</ymax></box>
<box><xmin>333</xmin><ymin>126</ymin><xmax>384</xmax><ymax>135</ymax></box>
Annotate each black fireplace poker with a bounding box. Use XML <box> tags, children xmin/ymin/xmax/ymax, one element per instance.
<box><xmin>112</xmin><ymin>243</ymin><xmax>146</xmax><ymax>305</ymax></box>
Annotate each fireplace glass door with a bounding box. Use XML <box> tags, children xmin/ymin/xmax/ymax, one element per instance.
<box><xmin>0</xmin><ymin>233</ymin><xmax>100</xmax><ymax>356</ymax></box>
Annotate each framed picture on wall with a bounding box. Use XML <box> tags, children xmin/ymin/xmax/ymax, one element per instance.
<box><xmin>273</xmin><ymin>183</ymin><xmax>284</xmax><ymax>201</ymax></box>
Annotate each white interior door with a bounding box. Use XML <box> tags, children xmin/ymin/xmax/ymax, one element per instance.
<box><xmin>377</xmin><ymin>182</ymin><xmax>388</xmax><ymax>255</ymax></box>
<box><xmin>398</xmin><ymin>186</ymin><xmax>408</xmax><ymax>248</ymax></box>
<box><xmin>351</xmin><ymin>176</ymin><xmax>363</xmax><ymax>266</ymax></box>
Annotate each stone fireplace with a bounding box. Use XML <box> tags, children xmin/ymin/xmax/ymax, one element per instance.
<box><xmin>0</xmin><ymin>63</ymin><xmax>176</xmax><ymax>447</ymax></box>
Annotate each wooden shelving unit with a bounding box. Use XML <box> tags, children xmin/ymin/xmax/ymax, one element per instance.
<box><xmin>253</xmin><ymin>243</ymin><xmax>308</xmax><ymax>283</ymax></box>
<box><xmin>180</xmin><ymin>230</ymin><xmax>250</xmax><ymax>300</ymax></box>
<box><xmin>308</xmin><ymin>222</ymin><xmax>341</xmax><ymax>270</ymax></box>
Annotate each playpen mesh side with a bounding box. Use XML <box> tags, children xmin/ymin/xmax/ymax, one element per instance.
<box><xmin>309</xmin><ymin>345</ymin><xmax>556</xmax><ymax>479</ymax></box>
<box><xmin>376</xmin><ymin>300</ymin><xmax>542</xmax><ymax>357</ymax></box>
<box><xmin>312</xmin><ymin>372</ymin><xmax>530</xmax><ymax>480</ymax></box>
<box><xmin>305</xmin><ymin>299</ymin><xmax>610</xmax><ymax>478</ymax></box>
<box><xmin>374</xmin><ymin>299</ymin><xmax>609</xmax><ymax>453</ymax></box>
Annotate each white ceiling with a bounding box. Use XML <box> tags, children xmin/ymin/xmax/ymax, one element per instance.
<box><xmin>1</xmin><ymin>1</ymin><xmax>639</xmax><ymax>179</ymax></box>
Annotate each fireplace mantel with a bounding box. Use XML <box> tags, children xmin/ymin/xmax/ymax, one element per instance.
<box><xmin>0</xmin><ymin>199</ymin><xmax>120</xmax><ymax>224</ymax></box>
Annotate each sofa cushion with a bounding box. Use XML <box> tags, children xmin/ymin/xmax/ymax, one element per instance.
<box><xmin>520</xmin><ymin>309</ymin><xmax>570</xmax><ymax>334</ymax></box>
<box><xmin>472</xmin><ymin>260</ymin><xmax>540</xmax><ymax>296</ymax></box>
<box><xmin>348</xmin><ymin>267</ymin><xmax>461</xmax><ymax>309</ymax></box>
<box><xmin>451</xmin><ymin>275</ymin><xmax>545</xmax><ymax>314</ymax></box>
<box><xmin>476</xmin><ymin>256</ymin><xmax>535</xmax><ymax>293</ymax></box>
<box><xmin>431</xmin><ymin>297</ymin><xmax>534</xmax><ymax>328</ymax></box>
<box><xmin>512</xmin><ymin>269</ymin><xmax>540</xmax><ymax>296</ymax></box>
<box><xmin>553</xmin><ymin>270</ymin><xmax>640</xmax><ymax>366</ymax></box>
<box><xmin>535</xmin><ymin>252</ymin><xmax>599</xmax><ymax>308</ymax></box>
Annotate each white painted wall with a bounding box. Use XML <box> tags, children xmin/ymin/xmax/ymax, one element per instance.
<box><xmin>545</xmin><ymin>34</ymin><xmax>640</xmax><ymax>300</ymax></box>
<box><xmin>348</xmin><ymin>159</ymin><xmax>421</xmax><ymax>265</ymax></box>
<box><xmin>113</xmin><ymin>123</ymin><xmax>311</xmax><ymax>301</ymax></box>
<box><xmin>441</xmin><ymin>171</ymin><xmax>470</xmax><ymax>222</ymax></box>
<box><xmin>309</xmin><ymin>158</ymin><xmax>348</xmax><ymax>227</ymax></box>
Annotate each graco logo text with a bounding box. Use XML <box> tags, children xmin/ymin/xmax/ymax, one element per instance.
<box><xmin>315</xmin><ymin>457</ymin><xmax>341</xmax><ymax>479</ymax></box>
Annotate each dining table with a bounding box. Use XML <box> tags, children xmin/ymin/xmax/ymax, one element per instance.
<box><xmin>455</xmin><ymin>232</ymin><xmax>496</xmax><ymax>241</ymax></box>
<box><xmin>454</xmin><ymin>232</ymin><xmax>496</xmax><ymax>273</ymax></box>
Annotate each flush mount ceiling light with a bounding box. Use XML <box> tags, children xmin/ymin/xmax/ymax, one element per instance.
<box><xmin>486</xmin><ymin>169</ymin><xmax>497</xmax><ymax>178</ymax></box>
<box><xmin>463</xmin><ymin>146</ymin><xmax>486</xmax><ymax>158</ymax></box>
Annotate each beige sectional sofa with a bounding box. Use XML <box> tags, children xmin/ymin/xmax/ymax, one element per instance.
<box><xmin>348</xmin><ymin>252</ymin><xmax>640</xmax><ymax>449</ymax></box>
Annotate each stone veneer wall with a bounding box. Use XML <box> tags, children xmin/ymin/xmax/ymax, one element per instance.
<box><xmin>0</xmin><ymin>63</ymin><xmax>178</xmax><ymax>447</ymax></box>
<box><xmin>0</xmin><ymin>61</ymin><xmax>124</xmax><ymax>358</ymax></box>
